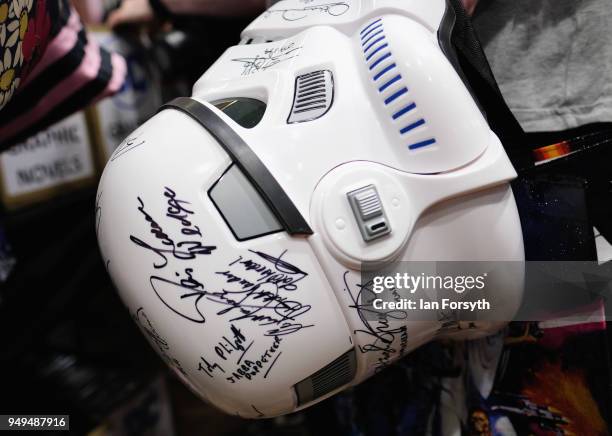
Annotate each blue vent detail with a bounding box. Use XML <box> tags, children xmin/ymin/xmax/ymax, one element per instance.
<box><xmin>360</xmin><ymin>23</ymin><xmax>383</xmax><ymax>41</ymax></box>
<box><xmin>392</xmin><ymin>103</ymin><xmax>416</xmax><ymax>119</ymax></box>
<box><xmin>373</xmin><ymin>63</ymin><xmax>396</xmax><ymax>81</ymax></box>
<box><xmin>379</xmin><ymin>75</ymin><xmax>402</xmax><ymax>93</ymax></box>
<box><xmin>400</xmin><ymin>119</ymin><xmax>425</xmax><ymax>134</ymax></box>
<box><xmin>366</xmin><ymin>43</ymin><xmax>389</xmax><ymax>61</ymax></box>
<box><xmin>385</xmin><ymin>87</ymin><xmax>408</xmax><ymax>105</ymax></box>
<box><xmin>361</xmin><ymin>29</ymin><xmax>384</xmax><ymax>47</ymax></box>
<box><xmin>369</xmin><ymin>52</ymin><xmax>392</xmax><ymax>70</ymax></box>
<box><xmin>360</xmin><ymin>18</ymin><xmax>382</xmax><ymax>35</ymax></box>
<box><xmin>361</xmin><ymin>18</ymin><xmax>436</xmax><ymax>151</ymax></box>
<box><xmin>364</xmin><ymin>36</ymin><xmax>386</xmax><ymax>54</ymax></box>
<box><xmin>408</xmin><ymin>138</ymin><xmax>437</xmax><ymax>150</ymax></box>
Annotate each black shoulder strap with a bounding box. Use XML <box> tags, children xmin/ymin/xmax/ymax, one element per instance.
<box><xmin>437</xmin><ymin>2</ymin><xmax>612</xmax><ymax>259</ymax></box>
<box><xmin>439</xmin><ymin>0</ymin><xmax>530</xmax><ymax>170</ymax></box>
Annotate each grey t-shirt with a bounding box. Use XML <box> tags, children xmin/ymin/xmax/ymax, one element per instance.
<box><xmin>473</xmin><ymin>0</ymin><xmax>612</xmax><ymax>132</ymax></box>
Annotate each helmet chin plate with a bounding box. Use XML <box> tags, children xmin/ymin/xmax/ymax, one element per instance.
<box><xmin>97</xmin><ymin>0</ymin><xmax>524</xmax><ymax>418</ymax></box>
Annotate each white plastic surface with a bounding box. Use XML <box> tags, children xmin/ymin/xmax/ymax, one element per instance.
<box><xmin>97</xmin><ymin>0</ymin><xmax>525</xmax><ymax>419</ymax></box>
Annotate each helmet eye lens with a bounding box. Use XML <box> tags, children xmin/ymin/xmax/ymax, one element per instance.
<box><xmin>209</xmin><ymin>164</ymin><xmax>283</xmax><ymax>241</ymax></box>
<box><xmin>212</xmin><ymin>97</ymin><xmax>266</xmax><ymax>129</ymax></box>
<box><xmin>161</xmin><ymin>97</ymin><xmax>312</xmax><ymax>236</ymax></box>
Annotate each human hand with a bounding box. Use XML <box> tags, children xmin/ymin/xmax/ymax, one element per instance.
<box><xmin>106</xmin><ymin>0</ymin><xmax>155</xmax><ymax>28</ymax></box>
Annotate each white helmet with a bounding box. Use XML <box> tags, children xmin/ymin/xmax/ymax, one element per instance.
<box><xmin>96</xmin><ymin>0</ymin><xmax>524</xmax><ymax>418</ymax></box>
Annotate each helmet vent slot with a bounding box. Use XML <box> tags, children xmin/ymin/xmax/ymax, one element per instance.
<box><xmin>294</xmin><ymin>349</ymin><xmax>356</xmax><ymax>406</ymax></box>
<box><xmin>360</xmin><ymin>18</ymin><xmax>437</xmax><ymax>151</ymax></box>
<box><xmin>288</xmin><ymin>70</ymin><xmax>334</xmax><ymax>123</ymax></box>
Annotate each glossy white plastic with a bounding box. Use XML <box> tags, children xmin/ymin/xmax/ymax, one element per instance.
<box><xmin>97</xmin><ymin>0</ymin><xmax>524</xmax><ymax>419</ymax></box>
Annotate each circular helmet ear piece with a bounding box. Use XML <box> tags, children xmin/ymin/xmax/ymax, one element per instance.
<box><xmin>97</xmin><ymin>0</ymin><xmax>524</xmax><ymax>418</ymax></box>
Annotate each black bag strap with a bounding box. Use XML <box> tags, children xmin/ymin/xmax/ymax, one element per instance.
<box><xmin>439</xmin><ymin>1</ymin><xmax>612</xmax><ymax>259</ymax></box>
<box><xmin>439</xmin><ymin>0</ymin><xmax>530</xmax><ymax>170</ymax></box>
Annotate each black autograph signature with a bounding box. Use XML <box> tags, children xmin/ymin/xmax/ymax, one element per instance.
<box><xmin>198</xmin><ymin>327</ymin><xmax>283</xmax><ymax>383</ymax></box>
<box><xmin>149</xmin><ymin>250</ymin><xmax>313</xmax><ymax>336</ymax></box>
<box><xmin>214</xmin><ymin>324</ymin><xmax>251</xmax><ymax>362</ymax></box>
<box><xmin>342</xmin><ymin>271</ymin><xmax>409</xmax><ymax>372</ymax></box>
<box><xmin>251</xmin><ymin>405</ymin><xmax>265</xmax><ymax>418</ymax></box>
<box><xmin>130</xmin><ymin>188</ymin><xmax>216</xmax><ymax>269</ymax></box>
<box><xmin>219</xmin><ymin>249</ymin><xmax>308</xmax><ymax>292</ymax></box>
<box><xmin>164</xmin><ymin>187</ymin><xmax>202</xmax><ymax>237</ymax></box>
<box><xmin>225</xmin><ymin>335</ymin><xmax>283</xmax><ymax>383</ymax></box>
<box><xmin>232</xmin><ymin>43</ymin><xmax>302</xmax><ymax>76</ymax></box>
<box><xmin>264</xmin><ymin>2</ymin><xmax>350</xmax><ymax>21</ymax></box>
<box><xmin>151</xmin><ymin>268</ymin><xmax>209</xmax><ymax>323</ymax></box>
<box><xmin>110</xmin><ymin>133</ymin><xmax>146</xmax><ymax>162</ymax></box>
<box><xmin>134</xmin><ymin>307</ymin><xmax>188</xmax><ymax>376</ymax></box>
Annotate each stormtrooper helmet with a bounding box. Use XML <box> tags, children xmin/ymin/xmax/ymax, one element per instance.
<box><xmin>96</xmin><ymin>0</ymin><xmax>525</xmax><ymax>418</ymax></box>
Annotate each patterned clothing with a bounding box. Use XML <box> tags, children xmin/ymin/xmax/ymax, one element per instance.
<box><xmin>0</xmin><ymin>0</ymin><xmax>126</xmax><ymax>149</ymax></box>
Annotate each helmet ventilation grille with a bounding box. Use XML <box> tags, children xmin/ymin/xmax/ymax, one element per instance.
<box><xmin>294</xmin><ymin>349</ymin><xmax>356</xmax><ymax>406</ymax></box>
<box><xmin>361</xmin><ymin>18</ymin><xmax>437</xmax><ymax>151</ymax></box>
<box><xmin>288</xmin><ymin>70</ymin><xmax>334</xmax><ymax>123</ymax></box>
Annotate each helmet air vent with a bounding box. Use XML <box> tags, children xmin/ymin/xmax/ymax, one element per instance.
<box><xmin>360</xmin><ymin>18</ymin><xmax>437</xmax><ymax>151</ymax></box>
<box><xmin>294</xmin><ymin>349</ymin><xmax>356</xmax><ymax>406</ymax></box>
<box><xmin>287</xmin><ymin>70</ymin><xmax>334</xmax><ymax>123</ymax></box>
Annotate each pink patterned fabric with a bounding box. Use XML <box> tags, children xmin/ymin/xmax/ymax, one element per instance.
<box><xmin>0</xmin><ymin>5</ymin><xmax>126</xmax><ymax>148</ymax></box>
<box><xmin>20</xmin><ymin>9</ymin><xmax>81</xmax><ymax>87</ymax></box>
<box><xmin>0</xmin><ymin>33</ymin><xmax>126</xmax><ymax>140</ymax></box>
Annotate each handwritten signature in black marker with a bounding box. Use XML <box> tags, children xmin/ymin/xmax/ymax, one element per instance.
<box><xmin>164</xmin><ymin>187</ymin><xmax>202</xmax><ymax>237</ymax></box>
<box><xmin>214</xmin><ymin>324</ymin><xmax>251</xmax><ymax>362</ymax></box>
<box><xmin>130</xmin><ymin>190</ymin><xmax>216</xmax><ymax>269</ymax></box>
<box><xmin>251</xmin><ymin>405</ymin><xmax>265</xmax><ymax>418</ymax></box>
<box><xmin>110</xmin><ymin>133</ymin><xmax>146</xmax><ymax>162</ymax></box>
<box><xmin>232</xmin><ymin>43</ymin><xmax>302</xmax><ymax>76</ymax></box>
<box><xmin>148</xmin><ymin>250</ymin><xmax>312</xmax><ymax>336</ymax></box>
<box><xmin>220</xmin><ymin>249</ymin><xmax>308</xmax><ymax>292</ymax></box>
<box><xmin>208</xmin><ymin>286</ymin><xmax>312</xmax><ymax>337</ymax></box>
<box><xmin>342</xmin><ymin>271</ymin><xmax>408</xmax><ymax>372</ymax></box>
<box><xmin>134</xmin><ymin>307</ymin><xmax>188</xmax><ymax>376</ymax></box>
<box><xmin>225</xmin><ymin>335</ymin><xmax>283</xmax><ymax>383</ymax></box>
<box><xmin>214</xmin><ymin>249</ymin><xmax>311</xmax><ymax>335</ymax></box>
<box><xmin>150</xmin><ymin>267</ymin><xmax>209</xmax><ymax>323</ymax></box>
<box><xmin>264</xmin><ymin>2</ymin><xmax>349</xmax><ymax>21</ymax></box>
<box><xmin>199</xmin><ymin>328</ymin><xmax>283</xmax><ymax>383</ymax></box>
